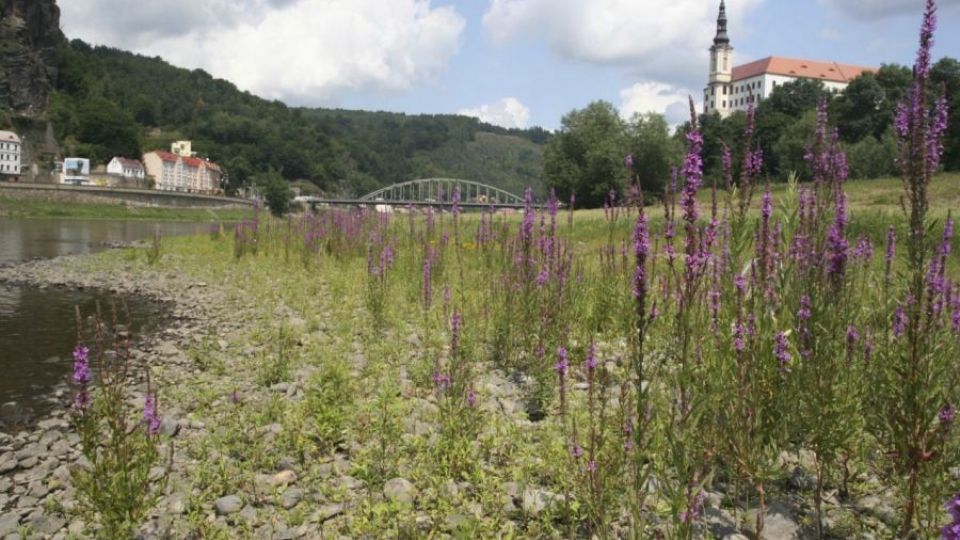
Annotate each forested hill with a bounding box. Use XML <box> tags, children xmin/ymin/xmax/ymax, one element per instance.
<box><xmin>47</xmin><ymin>40</ymin><xmax>549</xmax><ymax>196</ymax></box>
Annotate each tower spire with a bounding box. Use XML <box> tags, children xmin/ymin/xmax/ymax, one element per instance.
<box><xmin>714</xmin><ymin>0</ymin><xmax>730</xmax><ymax>46</ymax></box>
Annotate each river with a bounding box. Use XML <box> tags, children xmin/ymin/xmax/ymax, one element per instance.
<box><xmin>0</xmin><ymin>218</ymin><xmax>212</xmax><ymax>423</ymax></box>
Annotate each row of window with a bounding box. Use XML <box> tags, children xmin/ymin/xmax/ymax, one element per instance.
<box><xmin>0</xmin><ymin>154</ymin><xmax>18</xmax><ymax>161</ymax></box>
<box><xmin>705</xmin><ymin>94</ymin><xmax>762</xmax><ymax>111</ymax></box>
<box><xmin>0</xmin><ymin>142</ymin><xmax>18</xmax><ymax>151</ymax></box>
<box><xmin>1</xmin><ymin>163</ymin><xmax>19</xmax><ymax>172</ymax></box>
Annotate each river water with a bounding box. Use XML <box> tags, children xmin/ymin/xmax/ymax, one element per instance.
<box><xmin>0</xmin><ymin>218</ymin><xmax>211</xmax><ymax>423</ymax></box>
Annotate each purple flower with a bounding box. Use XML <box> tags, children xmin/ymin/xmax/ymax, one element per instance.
<box><xmin>422</xmin><ymin>255</ymin><xmax>432</xmax><ymax>310</ymax></box>
<box><xmin>72</xmin><ymin>345</ymin><xmax>91</xmax><ymax>411</ymax></box>
<box><xmin>915</xmin><ymin>0</ymin><xmax>937</xmax><ymax>80</ymax></box>
<box><xmin>893</xmin><ymin>305</ymin><xmax>908</xmax><ymax>338</ymax></box>
<box><xmin>450</xmin><ymin>310</ymin><xmax>462</xmax><ymax>356</ymax></box>
<box><xmin>521</xmin><ymin>188</ymin><xmax>535</xmax><ymax>244</ymax></box>
<box><xmin>734</xmin><ymin>274</ymin><xmax>747</xmax><ymax>295</ymax></box>
<box><xmin>633</xmin><ymin>211</ymin><xmax>650</xmax><ymax>301</ymax></box>
<box><xmin>624</xmin><ymin>154</ymin><xmax>634</xmax><ymax>170</ymax></box>
<box><xmin>571</xmin><ymin>444</ymin><xmax>583</xmax><ymax>459</ymax></box>
<box><xmin>72</xmin><ymin>345</ymin><xmax>90</xmax><ymax>386</ymax></box>
<box><xmin>826</xmin><ymin>193</ymin><xmax>849</xmax><ymax>277</ymax></box>
<box><xmin>945</xmin><ymin>492</ymin><xmax>960</xmax><ymax>540</ymax></box>
<box><xmin>940</xmin><ymin>405</ymin><xmax>956</xmax><ymax>426</ymax></box>
<box><xmin>143</xmin><ymin>393</ymin><xmax>161</xmax><ymax>436</ymax></box>
<box><xmin>775</xmin><ymin>331</ymin><xmax>791</xmax><ymax>371</ymax></box>
<box><xmin>732</xmin><ymin>322</ymin><xmax>747</xmax><ymax>353</ymax></box>
<box><xmin>852</xmin><ymin>236</ymin><xmax>874</xmax><ymax>261</ymax></box>
<box><xmin>585</xmin><ymin>341</ymin><xmax>597</xmax><ymax>371</ymax></box>
<box><xmin>433</xmin><ymin>372</ymin><xmax>451</xmax><ymax>390</ymax></box>
<box><xmin>885</xmin><ymin>226</ymin><xmax>896</xmax><ymax>281</ymax></box>
<box><xmin>847</xmin><ymin>324</ymin><xmax>860</xmax><ymax>346</ymax></box>
<box><xmin>536</xmin><ymin>269</ymin><xmax>549</xmax><ymax>287</ymax></box>
<box><xmin>680</xmin><ymin>490</ymin><xmax>705</xmax><ymax>524</ymax></box>
<box><xmin>587</xmin><ymin>460</ymin><xmax>598</xmax><ymax>472</ymax></box>
<box><xmin>466</xmin><ymin>388</ymin><xmax>477</xmax><ymax>408</ymax></box>
<box><xmin>555</xmin><ymin>347</ymin><xmax>569</xmax><ymax>376</ymax></box>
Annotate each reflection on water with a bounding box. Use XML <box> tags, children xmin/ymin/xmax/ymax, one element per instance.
<box><xmin>0</xmin><ymin>218</ymin><xmax>210</xmax><ymax>422</ymax></box>
<box><xmin>0</xmin><ymin>217</ymin><xmax>212</xmax><ymax>266</ymax></box>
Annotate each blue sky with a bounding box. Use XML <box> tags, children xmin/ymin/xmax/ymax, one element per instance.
<box><xmin>61</xmin><ymin>0</ymin><xmax>960</xmax><ymax>130</ymax></box>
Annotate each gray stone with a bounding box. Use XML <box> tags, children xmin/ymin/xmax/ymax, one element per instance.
<box><xmin>383</xmin><ymin>478</ymin><xmax>417</xmax><ymax>506</ymax></box>
<box><xmin>0</xmin><ymin>515</ymin><xmax>18</xmax><ymax>537</ymax></box>
<box><xmin>15</xmin><ymin>443</ymin><xmax>44</xmax><ymax>461</ymax></box>
<box><xmin>166</xmin><ymin>493</ymin><xmax>187</xmax><ymax>514</ymax></box>
<box><xmin>312</xmin><ymin>503</ymin><xmax>344</xmax><ymax>523</ymax></box>
<box><xmin>214</xmin><ymin>495</ymin><xmax>243</xmax><ymax>515</ymax></box>
<box><xmin>521</xmin><ymin>488</ymin><xmax>557</xmax><ymax>516</ymax></box>
<box><xmin>0</xmin><ymin>459</ymin><xmax>16</xmax><ymax>474</ymax></box>
<box><xmin>29</xmin><ymin>515</ymin><xmax>65</xmax><ymax>535</ymax></box>
<box><xmin>271</xmin><ymin>470</ymin><xmax>297</xmax><ymax>487</ymax></box>
<box><xmin>280</xmin><ymin>488</ymin><xmax>304</xmax><ymax>510</ymax></box>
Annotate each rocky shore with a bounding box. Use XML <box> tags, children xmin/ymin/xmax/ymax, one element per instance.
<box><xmin>0</xmin><ymin>249</ymin><xmax>939</xmax><ymax>539</ymax></box>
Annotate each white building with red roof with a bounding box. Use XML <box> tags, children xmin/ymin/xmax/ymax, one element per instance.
<box><xmin>704</xmin><ymin>1</ymin><xmax>874</xmax><ymax>118</ymax></box>
<box><xmin>143</xmin><ymin>142</ymin><xmax>222</xmax><ymax>193</ymax></box>
<box><xmin>106</xmin><ymin>157</ymin><xmax>146</xmax><ymax>180</ymax></box>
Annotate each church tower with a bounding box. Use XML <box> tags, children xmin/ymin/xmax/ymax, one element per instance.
<box><xmin>704</xmin><ymin>0</ymin><xmax>734</xmax><ymax>116</ymax></box>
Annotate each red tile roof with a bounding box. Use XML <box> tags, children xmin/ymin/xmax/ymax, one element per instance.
<box><xmin>732</xmin><ymin>56</ymin><xmax>874</xmax><ymax>83</ymax></box>
<box><xmin>151</xmin><ymin>150</ymin><xmax>180</xmax><ymax>163</ymax></box>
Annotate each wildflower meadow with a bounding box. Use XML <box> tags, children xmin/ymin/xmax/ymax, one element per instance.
<box><xmin>60</xmin><ymin>1</ymin><xmax>958</xmax><ymax>538</ymax></box>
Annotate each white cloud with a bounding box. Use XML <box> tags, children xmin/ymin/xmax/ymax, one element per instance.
<box><xmin>819</xmin><ymin>0</ymin><xmax>960</xmax><ymax>20</ymax></box>
<box><xmin>61</xmin><ymin>0</ymin><xmax>466</xmax><ymax>105</ymax></box>
<box><xmin>482</xmin><ymin>0</ymin><xmax>763</xmax><ymax>84</ymax></box>
<box><xmin>619</xmin><ymin>82</ymin><xmax>697</xmax><ymax>126</ymax></box>
<box><xmin>458</xmin><ymin>97</ymin><xmax>531</xmax><ymax>128</ymax></box>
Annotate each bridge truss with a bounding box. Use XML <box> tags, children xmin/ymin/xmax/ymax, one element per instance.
<box><xmin>359</xmin><ymin>178</ymin><xmax>525</xmax><ymax>207</ymax></box>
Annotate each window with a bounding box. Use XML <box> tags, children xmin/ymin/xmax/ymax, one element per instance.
<box><xmin>723</xmin><ymin>86</ymin><xmax>727</xmax><ymax>95</ymax></box>
<box><xmin>722</xmin><ymin>100</ymin><xmax>726</xmax><ymax>108</ymax></box>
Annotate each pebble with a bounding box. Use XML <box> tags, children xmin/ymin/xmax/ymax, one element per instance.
<box><xmin>214</xmin><ymin>495</ymin><xmax>244</xmax><ymax>515</ymax></box>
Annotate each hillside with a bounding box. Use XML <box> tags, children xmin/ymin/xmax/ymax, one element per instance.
<box><xmin>39</xmin><ymin>40</ymin><xmax>548</xmax><ymax>197</ymax></box>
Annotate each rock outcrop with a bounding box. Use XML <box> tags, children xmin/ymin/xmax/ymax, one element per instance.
<box><xmin>0</xmin><ymin>0</ymin><xmax>64</xmax><ymax>115</ymax></box>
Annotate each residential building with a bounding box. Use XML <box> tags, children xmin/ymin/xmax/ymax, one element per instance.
<box><xmin>143</xmin><ymin>150</ymin><xmax>222</xmax><ymax>193</ymax></box>
<box><xmin>106</xmin><ymin>157</ymin><xmax>146</xmax><ymax>180</ymax></box>
<box><xmin>704</xmin><ymin>1</ymin><xmax>874</xmax><ymax>118</ymax></box>
<box><xmin>0</xmin><ymin>130</ymin><xmax>21</xmax><ymax>178</ymax></box>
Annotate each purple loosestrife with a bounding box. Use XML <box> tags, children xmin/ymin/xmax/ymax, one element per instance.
<box><xmin>940</xmin><ymin>405</ymin><xmax>956</xmax><ymax>428</ymax></box>
<box><xmin>422</xmin><ymin>251</ymin><xmax>432</xmax><ymax>310</ymax></box>
<box><xmin>885</xmin><ymin>226</ymin><xmax>897</xmax><ymax>283</ymax></box>
<box><xmin>521</xmin><ymin>187</ymin><xmax>535</xmax><ymax>245</ymax></box>
<box><xmin>775</xmin><ymin>331</ymin><xmax>791</xmax><ymax>372</ymax></box>
<box><xmin>143</xmin><ymin>394</ymin><xmax>161</xmax><ymax>436</ymax></box>
<box><xmin>826</xmin><ymin>192</ymin><xmax>849</xmax><ymax>279</ymax></box>
<box><xmin>853</xmin><ymin>236</ymin><xmax>875</xmax><ymax>262</ymax></box>
<box><xmin>633</xmin><ymin>210</ymin><xmax>650</xmax><ymax>305</ymax></box>
<box><xmin>72</xmin><ymin>345</ymin><xmax>91</xmax><ymax>411</ymax></box>
<box><xmin>944</xmin><ymin>492</ymin><xmax>960</xmax><ymax>539</ymax></box>
<box><xmin>555</xmin><ymin>346</ymin><xmax>569</xmax><ymax>376</ymax></box>
<box><xmin>466</xmin><ymin>388</ymin><xmax>477</xmax><ymax>408</ymax></box>
<box><xmin>450</xmin><ymin>310</ymin><xmax>462</xmax><ymax>358</ymax></box>
<box><xmin>585</xmin><ymin>340</ymin><xmax>597</xmax><ymax>371</ymax></box>
<box><xmin>893</xmin><ymin>304</ymin><xmax>909</xmax><ymax>338</ymax></box>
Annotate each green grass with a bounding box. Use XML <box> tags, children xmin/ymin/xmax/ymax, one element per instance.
<box><xmin>0</xmin><ymin>195</ymin><xmax>253</xmax><ymax>222</ymax></box>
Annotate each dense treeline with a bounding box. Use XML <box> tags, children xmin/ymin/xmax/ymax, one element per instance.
<box><xmin>47</xmin><ymin>40</ymin><xmax>548</xmax><ymax>196</ymax></box>
<box><xmin>545</xmin><ymin>58</ymin><xmax>960</xmax><ymax>206</ymax></box>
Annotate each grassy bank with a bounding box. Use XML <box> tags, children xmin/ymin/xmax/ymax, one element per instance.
<box><xmin>0</xmin><ymin>195</ymin><xmax>253</xmax><ymax>221</ymax></box>
<box><xmin>61</xmin><ymin>167</ymin><xmax>954</xmax><ymax>538</ymax></box>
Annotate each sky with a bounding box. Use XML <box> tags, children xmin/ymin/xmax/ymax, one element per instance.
<box><xmin>59</xmin><ymin>0</ymin><xmax>960</xmax><ymax>131</ymax></box>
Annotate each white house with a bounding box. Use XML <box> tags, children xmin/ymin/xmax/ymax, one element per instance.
<box><xmin>704</xmin><ymin>1</ymin><xmax>874</xmax><ymax>118</ymax></box>
<box><xmin>107</xmin><ymin>157</ymin><xmax>146</xmax><ymax>180</ymax></box>
<box><xmin>0</xmin><ymin>130</ymin><xmax>22</xmax><ymax>178</ymax></box>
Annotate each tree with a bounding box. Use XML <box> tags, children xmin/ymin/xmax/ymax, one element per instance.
<box><xmin>931</xmin><ymin>57</ymin><xmax>960</xmax><ymax>170</ymax></box>
<box><xmin>544</xmin><ymin>101</ymin><xmax>628</xmax><ymax>208</ymax></box>
<box><xmin>761</xmin><ymin>78</ymin><xmax>829</xmax><ymax>118</ymax></box>
<box><xmin>772</xmin><ymin>109</ymin><xmax>818</xmax><ymax>178</ymax></box>
<box><xmin>254</xmin><ymin>170</ymin><xmax>293</xmax><ymax>216</ymax></box>
<box><xmin>625</xmin><ymin>113</ymin><xmax>683</xmax><ymax>196</ymax></box>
